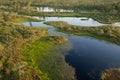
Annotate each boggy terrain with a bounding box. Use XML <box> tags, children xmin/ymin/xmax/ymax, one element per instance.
<box><xmin>44</xmin><ymin>21</ymin><xmax>120</xmax><ymax>80</ymax></box>
<box><xmin>0</xmin><ymin>12</ymin><xmax>75</xmax><ymax>80</ymax></box>
<box><xmin>45</xmin><ymin>21</ymin><xmax>120</xmax><ymax>45</ymax></box>
<box><xmin>1</xmin><ymin>1</ymin><xmax>120</xmax><ymax>24</ymax></box>
<box><xmin>1</xmin><ymin>0</ymin><xmax>120</xmax><ymax>80</ymax></box>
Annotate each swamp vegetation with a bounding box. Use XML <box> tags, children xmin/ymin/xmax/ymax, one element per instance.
<box><xmin>0</xmin><ymin>0</ymin><xmax>120</xmax><ymax>80</ymax></box>
<box><xmin>1</xmin><ymin>0</ymin><xmax>120</xmax><ymax>24</ymax></box>
<box><xmin>45</xmin><ymin>21</ymin><xmax>120</xmax><ymax>45</ymax></box>
<box><xmin>0</xmin><ymin>10</ymin><xmax>75</xmax><ymax>80</ymax></box>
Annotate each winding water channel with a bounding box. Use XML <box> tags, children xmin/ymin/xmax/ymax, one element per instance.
<box><xmin>23</xmin><ymin>17</ymin><xmax>120</xmax><ymax>80</ymax></box>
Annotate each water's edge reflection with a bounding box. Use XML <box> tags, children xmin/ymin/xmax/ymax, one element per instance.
<box><xmin>23</xmin><ymin>21</ymin><xmax>120</xmax><ymax>80</ymax></box>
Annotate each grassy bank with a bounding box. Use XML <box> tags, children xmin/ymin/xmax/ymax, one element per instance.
<box><xmin>0</xmin><ymin>12</ymin><xmax>75</xmax><ymax>80</ymax></box>
<box><xmin>0</xmin><ymin>12</ymin><xmax>42</xmax><ymax>23</ymax></box>
<box><xmin>0</xmin><ymin>22</ymin><xmax>47</xmax><ymax>80</ymax></box>
<box><xmin>44</xmin><ymin>21</ymin><xmax>120</xmax><ymax>45</ymax></box>
<box><xmin>1</xmin><ymin>5</ymin><xmax>120</xmax><ymax>24</ymax></box>
<box><xmin>44</xmin><ymin>21</ymin><xmax>120</xmax><ymax>80</ymax></box>
<box><xmin>18</xmin><ymin>11</ymin><xmax>120</xmax><ymax>24</ymax></box>
<box><xmin>21</xmin><ymin>38</ymin><xmax>75</xmax><ymax>80</ymax></box>
<box><xmin>15</xmin><ymin>15</ymin><xmax>42</xmax><ymax>23</ymax></box>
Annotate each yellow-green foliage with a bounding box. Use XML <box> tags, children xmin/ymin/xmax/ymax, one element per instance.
<box><xmin>42</xmin><ymin>36</ymin><xmax>68</xmax><ymax>44</ymax></box>
<box><xmin>0</xmin><ymin>12</ymin><xmax>75</xmax><ymax>80</ymax></box>
<box><xmin>0</xmin><ymin>11</ymin><xmax>42</xmax><ymax>23</ymax></box>
<box><xmin>0</xmin><ymin>19</ymin><xmax>47</xmax><ymax>80</ymax></box>
<box><xmin>21</xmin><ymin>38</ymin><xmax>75</xmax><ymax>80</ymax></box>
<box><xmin>45</xmin><ymin>21</ymin><xmax>120</xmax><ymax>44</ymax></box>
<box><xmin>15</xmin><ymin>15</ymin><xmax>42</xmax><ymax>23</ymax></box>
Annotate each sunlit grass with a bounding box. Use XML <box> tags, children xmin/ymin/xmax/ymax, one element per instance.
<box><xmin>21</xmin><ymin>39</ymin><xmax>75</xmax><ymax>80</ymax></box>
<box><xmin>45</xmin><ymin>21</ymin><xmax>120</xmax><ymax>45</ymax></box>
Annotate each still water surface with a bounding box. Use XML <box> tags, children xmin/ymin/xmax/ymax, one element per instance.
<box><xmin>34</xmin><ymin>16</ymin><xmax>120</xmax><ymax>26</ymax></box>
<box><xmin>23</xmin><ymin>18</ymin><xmax>120</xmax><ymax>80</ymax></box>
<box><xmin>36</xmin><ymin>17</ymin><xmax>106</xmax><ymax>26</ymax></box>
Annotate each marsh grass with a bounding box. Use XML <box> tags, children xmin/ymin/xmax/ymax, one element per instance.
<box><xmin>45</xmin><ymin>21</ymin><xmax>120</xmax><ymax>45</ymax></box>
<box><xmin>15</xmin><ymin>15</ymin><xmax>42</xmax><ymax>23</ymax></box>
<box><xmin>21</xmin><ymin>39</ymin><xmax>75</xmax><ymax>80</ymax></box>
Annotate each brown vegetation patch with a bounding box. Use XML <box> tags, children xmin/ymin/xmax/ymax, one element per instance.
<box><xmin>101</xmin><ymin>69</ymin><xmax>120</xmax><ymax>80</ymax></box>
<box><xmin>42</xmin><ymin>36</ymin><xmax>68</xmax><ymax>44</ymax></box>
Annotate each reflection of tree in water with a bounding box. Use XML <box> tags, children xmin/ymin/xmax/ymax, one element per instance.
<box><xmin>43</xmin><ymin>17</ymin><xmax>46</xmax><ymax>20</ymax></box>
<box><xmin>29</xmin><ymin>21</ymin><xmax>33</xmax><ymax>26</ymax></box>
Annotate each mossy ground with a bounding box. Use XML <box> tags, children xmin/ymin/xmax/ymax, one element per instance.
<box><xmin>21</xmin><ymin>38</ymin><xmax>75</xmax><ymax>80</ymax></box>
<box><xmin>0</xmin><ymin>11</ymin><xmax>75</xmax><ymax>80</ymax></box>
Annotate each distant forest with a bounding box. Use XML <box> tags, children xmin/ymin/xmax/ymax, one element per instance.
<box><xmin>0</xmin><ymin>0</ymin><xmax>120</xmax><ymax>13</ymax></box>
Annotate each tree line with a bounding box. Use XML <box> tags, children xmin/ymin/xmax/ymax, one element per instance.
<box><xmin>0</xmin><ymin>0</ymin><xmax>120</xmax><ymax>13</ymax></box>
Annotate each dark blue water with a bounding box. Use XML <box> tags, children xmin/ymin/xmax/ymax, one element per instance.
<box><xmin>23</xmin><ymin>21</ymin><xmax>120</xmax><ymax>80</ymax></box>
<box><xmin>65</xmin><ymin>36</ymin><xmax>120</xmax><ymax>80</ymax></box>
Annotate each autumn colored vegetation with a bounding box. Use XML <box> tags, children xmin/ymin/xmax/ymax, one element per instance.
<box><xmin>1</xmin><ymin>0</ymin><xmax>120</xmax><ymax>24</ymax></box>
<box><xmin>44</xmin><ymin>21</ymin><xmax>120</xmax><ymax>45</ymax></box>
<box><xmin>21</xmin><ymin>38</ymin><xmax>75</xmax><ymax>80</ymax></box>
<box><xmin>1</xmin><ymin>0</ymin><xmax>120</xmax><ymax>13</ymax></box>
<box><xmin>1</xmin><ymin>0</ymin><xmax>120</xmax><ymax>80</ymax></box>
<box><xmin>44</xmin><ymin>21</ymin><xmax>120</xmax><ymax>80</ymax></box>
<box><xmin>0</xmin><ymin>9</ymin><xmax>75</xmax><ymax>80</ymax></box>
<box><xmin>0</xmin><ymin>12</ymin><xmax>46</xmax><ymax>80</ymax></box>
<box><xmin>101</xmin><ymin>68</ymin><xmax>120</xmax><ymax>80</ymax></box>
